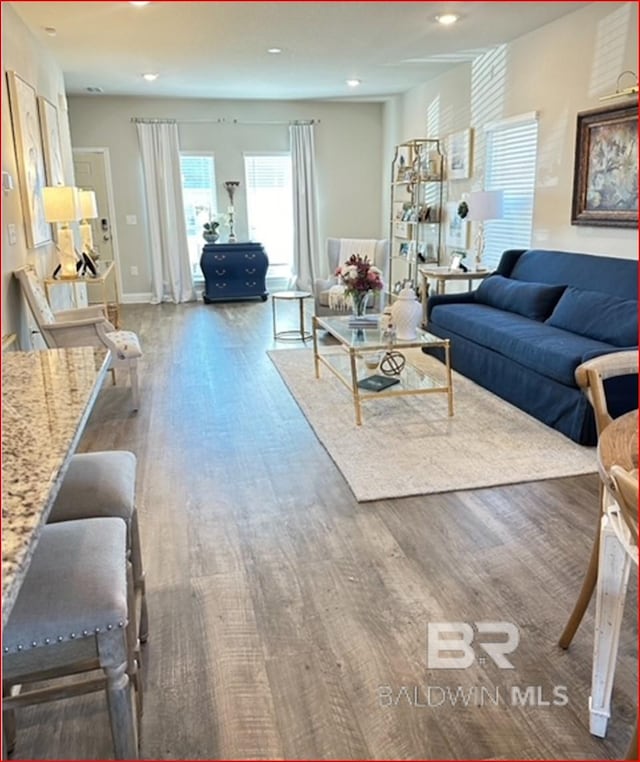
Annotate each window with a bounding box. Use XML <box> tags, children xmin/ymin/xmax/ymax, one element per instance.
<box><xmin>482</xmin><ymin>114</ymin><xmax>539</xmax><ymax>269</ymax></box>
<box><xmin>180</xmin><ymin>153</ymin><xmax>217</xmax><ymax>278</ymax></box>
<box><xmin>244</xmin><ymin>153</ymin><xmax>293</xmax><ymax>278</ymax></box>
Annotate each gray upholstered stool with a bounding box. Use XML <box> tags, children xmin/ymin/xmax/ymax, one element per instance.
<box><xmin>48</xmin><ymin>450</ymin><xmax>148</xmax><ymax>643</ymax></box>
<box><xmin>3</xmin><ymin>518</ymin><xmax>139</xmax><ymax>759</ymax></box>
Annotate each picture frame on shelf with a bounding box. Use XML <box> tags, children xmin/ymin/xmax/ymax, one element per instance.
<box><xmin>6</xmin><ymin>70</ymin><xmax>51</xmax><ymax>248</ymax></box>
<box><xmin>394</xmin><ymin>221</ymin><xmax>409</xmax><ymax>238</ymax></box>
<box><xmin>445</xmin><ymin>201</ymin><xmax>468</xmax><ymax>248</ymax></box>
<box><xmin>446</xmin><ymin>128</ymin><xmax>472</xmax><ymax>180</ymax></box>
<box><xmin>571</xmin><ymin>103</ymin><xmax>637</xmax><ymax>228</ymax></box>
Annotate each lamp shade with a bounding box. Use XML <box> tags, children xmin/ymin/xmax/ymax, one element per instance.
<box><xmin>467</xmin><ymin>190</ymin><xmax>504</xmax><ymax>222</ymax></box>
<box><xmin>79</xmin><ymin>189</ymin><xmax>98</xmax><ymax>220</ymax></box>
<box><xmin>43</xmin><ymin>186</ymin><xmax>81</xmax><ymax>223</ymax></box>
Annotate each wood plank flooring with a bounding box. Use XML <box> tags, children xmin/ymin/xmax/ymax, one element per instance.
<box><xmin>9</xmin><ymin>299</ymin><xmax>637</xmax><ymax>760</ymax></box>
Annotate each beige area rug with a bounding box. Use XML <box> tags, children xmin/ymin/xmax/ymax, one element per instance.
<box><xmin>268</xmin><ymin>347</ymin><xmax>597</xmax><ymax>502</ymax></box>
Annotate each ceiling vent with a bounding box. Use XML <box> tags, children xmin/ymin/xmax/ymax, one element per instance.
<box><xmin>86</xmin><ymin>87</ymin><xmax>104</xmax><ymax>94</ymax></box>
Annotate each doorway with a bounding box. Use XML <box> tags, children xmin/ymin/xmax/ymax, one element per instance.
<box><xmin>72</xmin><ymin>148</ymin><xmax>122</xmax><ymax>303</ymax></box>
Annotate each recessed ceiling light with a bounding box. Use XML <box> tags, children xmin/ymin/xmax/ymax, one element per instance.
<box><xmin>436</xmin><ymin>13</ymin><xmax>459</xmax><ymax>26</ymax></box>
<box><xmin>267</xmin><ymin>47</ymin><xmax>282</xmax><ymax>54</ymax></box>
<box><xmin>142</xmin><ymin>73</ymin><xmax>158</xmax><ymax>82</ymax></box>
<box><xmin>44</xmin><ymin>26</ymin><xmax>57</xmax><ymax>36</ymax></box>
<box><xmin>86</xmin><ymin>86</ymin><xmax>104</xmax><ymax>94</ymax></box>
<box><xmin>346</xmin><ymin>79</ymin><xmax>361</xmax><ymax>87</ymax></box>
<box><xmin>129</xmin><ymin>2</ymin><xmax>151</xmax><ymax>6</ymax></box>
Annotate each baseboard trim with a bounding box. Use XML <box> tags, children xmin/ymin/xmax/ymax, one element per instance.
<box><xmin>120</xmin><ymin>292</ymin><xmax>153</xmax><ymax>304</ymax></box>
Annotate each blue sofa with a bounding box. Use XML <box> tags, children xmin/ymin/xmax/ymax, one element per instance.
<box><xmin>424</xmin><ymin>249</ymin><xmax>638</xmax><ymax>445</ymax></box>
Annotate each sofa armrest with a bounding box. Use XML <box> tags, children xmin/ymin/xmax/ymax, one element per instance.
<box><xmin>427</xmin><ymin>291</ymin><xmax>477</xmax><ymax>321</ymax></box>
<box><xmin>55</xmin><ymin>306</ymin><xmax>108</xmax><ymax>322</ymax></box>
<box><xmin>313</xmin><ymin>277</ymin><xmax>336</xmax><ymax>297</ymax></box>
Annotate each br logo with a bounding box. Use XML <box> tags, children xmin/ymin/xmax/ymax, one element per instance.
<box><xmin>427</xmin><ymin>621</ymin><xmax>520</xmax><ymax>669</ymax></box>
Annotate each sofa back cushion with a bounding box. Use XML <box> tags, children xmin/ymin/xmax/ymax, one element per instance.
<box><xmin>475</xmin><ymin>275</ymin><xmax>566</xmax><ymax>321</ymax></box>
<box><xmin>499</xmin><ymin>249</ymin><xmax>638</xmax><ymax>300</ymax></box>
<box><xmin>546</xmin><ymin>287</ymin><xmax>638</xmax><ymax>347</ymax></box>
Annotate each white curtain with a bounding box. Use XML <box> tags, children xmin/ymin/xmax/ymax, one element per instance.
<box><xmin>289</xmin><ymin>123</ymin><xmax>320</xmax><ymax>292</ymax></box>
<box><xmin>135</xmin><ymin>120</ymin><xmax>195</xmax><ymax>304</ymax></box>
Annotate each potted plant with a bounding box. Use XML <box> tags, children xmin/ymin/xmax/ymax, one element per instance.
<box><xmin>203</xmin><ymin>220</ymin><xmax>220</xmax><ymax>243</ymax></box>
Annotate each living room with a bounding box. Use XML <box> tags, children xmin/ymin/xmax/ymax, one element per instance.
<box><xmin>2</xmin><ymin>2</ymin><xmax>638</xmax><ymax>759</ymax></box>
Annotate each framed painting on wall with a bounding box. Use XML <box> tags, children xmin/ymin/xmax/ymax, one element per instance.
<box><xmin>6</xmin><ymin>71</ymin><xmax>51</xmax><ymax>247</ymax></box>
<box><xmin>571</xmin><ymin>103</ymin><xmax>637</xmax><ymax>228</ymax></box>
<box><xmin>446</xmin><ymin>128</ymin><xmax>472</xmax><ymax>180</ymax></box>
<box><xmin>37</xmin><ymin>95</ymin><xmax>65</xmax><ymax>186</ymax></box>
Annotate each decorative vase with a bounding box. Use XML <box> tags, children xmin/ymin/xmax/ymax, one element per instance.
<box><xmin>390</xmin><ymin>287</ymin><xmax>421</xmax><ymax>340</ymax></box>
<box><xmin>350</xmin><ymin>290</ymin><xmax>371</xmax><ymax>317</ymax></box>
<box><xmin>203</xmin><ymin>233</ymin><xmax>219</xmax><ymax>244</ymax></box>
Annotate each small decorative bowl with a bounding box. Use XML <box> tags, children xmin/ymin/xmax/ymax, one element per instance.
<box><xmin>364</xmin><ymin>352</ymin><xmax>382</xmax><ymax>370</ymax></box>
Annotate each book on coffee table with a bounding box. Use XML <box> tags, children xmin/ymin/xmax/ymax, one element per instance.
<box><xmin>348</xmin><ymin>315</ymin><xmax>379</xmax><ymax>328</ymax></box>
<box><xmin>357</xmin><ymin>374</ymin><xmax>400</xmax><ymax>392</ymax></box>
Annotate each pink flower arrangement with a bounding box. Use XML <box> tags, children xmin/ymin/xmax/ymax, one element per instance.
<box><xmin>335</xmin><ymin>254</ymin><xmax>384</xmax><ymax>296</ymax></box>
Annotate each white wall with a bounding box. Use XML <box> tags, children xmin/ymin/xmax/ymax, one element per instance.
<box><xmin>1</xmin><ymin>3</ymin><xmax>76</xmax><ymax>342</ymax></box>
<box><xmin>68</xmin><ymin>96</ymin><xmax>384</xmax><ymax>300</ymax></box>
<box><xmin>386</xmin><ymin>1</ymin><xmax>638</xmax><ymax>261</ymax></box>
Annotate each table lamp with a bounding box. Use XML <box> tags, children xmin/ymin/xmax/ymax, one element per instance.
<box><xmin>43</xmin><ymin>186</ymin><xmax>81</xmax><ymax>279</ymax></box>
<box><xmin>467</xmin><ymin>190</ymin><xmax>504</xmax><ymax>270</ymax></box>
<box><xmin>79</xmin><ymin>189</ymin><xmax>98</xmax><ymax>256</ymax></box>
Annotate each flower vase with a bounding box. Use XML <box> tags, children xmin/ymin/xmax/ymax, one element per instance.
<box><xmin>351</xmin><ymin>290</ymin><xmax>371</xmax><ymax>318</ymax></box>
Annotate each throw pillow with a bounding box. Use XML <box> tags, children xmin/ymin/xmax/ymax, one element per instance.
<box><xmin>546</xmin><ymin>287</ymin><xmax>638</xmax><ymax>347</ymax></box>
<box><xmin>475</xmin><ymin>275</ymin><xmax>566</xmax><ymax>321</ymax></box>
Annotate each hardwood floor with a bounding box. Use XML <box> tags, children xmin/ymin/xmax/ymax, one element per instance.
<box><xmin>11</xmin><ymin>300</ymin><xmax>637</xmax><ymax>760</ymax></box>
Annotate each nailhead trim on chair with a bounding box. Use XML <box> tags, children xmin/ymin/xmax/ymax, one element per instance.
<box><xmin>4</xmin><ymin>621</ymin><xmax>126</xmax><ymax>654</ymax></box>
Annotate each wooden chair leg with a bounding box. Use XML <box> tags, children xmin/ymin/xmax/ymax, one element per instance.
<box><xmin>130</xmin><ymin>511</ymin><xmax>149</xmax><ymax>644</ymax></box>
<box><xmin>2</xmin><ymin>706</ymin><xmax>17</xmax><ymax>755</ymax></box>
<box><xmin>126</xmin><ymin>563</ymin><xmax>144</xmax><ymax>724</ymax></box>
<box><xmin>625</xmin><ymin>722</ymin><xmax>638</xmax><ymax>760</ymax></box>
<box><xmin>98</xmin><ymin>630</ymin><xmax>138</xmax><ymax>760</ymax></box>
<box><xmin>129</xmin><ymin>362</ymin><xmax>139</xmax><ymax>411</ymax></box>
<box><xmin>559</xmin><ymin>483</ymin><xmax>607</xmax><ymax>649</ymax></box>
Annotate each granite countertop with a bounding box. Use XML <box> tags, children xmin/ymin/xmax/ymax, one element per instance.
<box><xmin>2</xmin><ymin>347</ymin><xmax>110</xmax><ymax>625</ymax></box>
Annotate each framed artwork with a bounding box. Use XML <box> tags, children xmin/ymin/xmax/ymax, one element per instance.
<box><xmin>37</xmin><ymin>96</ymin><xmax>65</xmax><ymax>186</ymax></box>
<box><xmin>571</xmin><ymin>103</ymin><xmax>637</xmax><ymax>228</ymax></box>
<box><xmin>445</xmin><ymin>201</ymin><xmax>468</xmax><ymax>248</ymax></box>
<box><xmin>446</xmin><ymin>128</ymin><xmax>472</xmax><ymax>180</ymax></box>
<box><xmin>6</xmin><ymin>71</ymin><xmax>51</xmax><ymax>247</ymax></box>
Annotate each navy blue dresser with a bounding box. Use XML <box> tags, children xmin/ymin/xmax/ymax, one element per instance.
<box><xmin>200</xmin><ymin>242</ymin><xmax>269</xmax><ymax>303</ymax></box>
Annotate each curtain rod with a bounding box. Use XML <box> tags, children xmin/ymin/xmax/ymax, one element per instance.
<box><xmin>131</xmin><ymin>117</ymin><xmax>320</xmax><ymax>126</ymax></box>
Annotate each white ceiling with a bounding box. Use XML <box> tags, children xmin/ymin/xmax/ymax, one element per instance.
<box><xmin>10</xmin><ymin>1</ymin><xmax>589</xmax><ymax>101</ymax></box>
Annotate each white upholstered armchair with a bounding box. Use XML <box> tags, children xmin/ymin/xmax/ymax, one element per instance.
<box><xmin>14</xmin><ymin>265</ymin><xmax>142</xmax><ymax>410</ymax></box>
<box><xmin>313</xmin><ymin>237</ymin><xmax>389</xmax><ymax>317</ymax></box>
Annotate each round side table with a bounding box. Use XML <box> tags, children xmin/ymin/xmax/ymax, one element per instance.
<box><xmin>272</xmin><ymin>291</ymin><xmax>313</xmax><ymax>341</ymax></box>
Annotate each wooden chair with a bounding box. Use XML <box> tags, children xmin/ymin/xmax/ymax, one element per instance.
<box><xmin>47</xmin><ymin>451</ymin><xmax>149</xmax><ymax>644</ymax></box>
<box><xmin>3</xmin><ymin>518</ymin><xmax>140</xmax><ymax>759</ymax></box>
<box><xmin>13</xmin><ymin>265</ymin><xmax>142</xmax><ymax>410</ymax></box>
<box><xmin>558</xmin><ymin>350</ymin><xmax>638</xmax><ymax>648</ymax></box>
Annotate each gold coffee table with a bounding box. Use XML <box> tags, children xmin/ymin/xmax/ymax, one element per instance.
<box><xmin>312</xmin><ymin>314</ymin><xmax>453</xmax><ymax>425</ymax></box>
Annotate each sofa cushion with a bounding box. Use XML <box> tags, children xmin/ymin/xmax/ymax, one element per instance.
<box><xmin>475</xmin><ymin>275</ymin><xmax>566</xmax><ymax>321</ymax></box>
<box><xmin>546</xmin><ymin>287</ymin><xmax>638</xmax><ymax>347</ymax></box>
<box><xmin>430</xmin><ymin>303</ymin><xmax>615</xmax><ymax>386</ymax></box>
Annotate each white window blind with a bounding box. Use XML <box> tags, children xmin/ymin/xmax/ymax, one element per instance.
<box><xmin>244</xmin><ymin>153</ymin><xmax>293</xmax><ymax>271</ymax></box>
<box><xmin>483</xmin><ymin>114</ymin><xmax>539</xmax><ymax>269</ymax></box>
